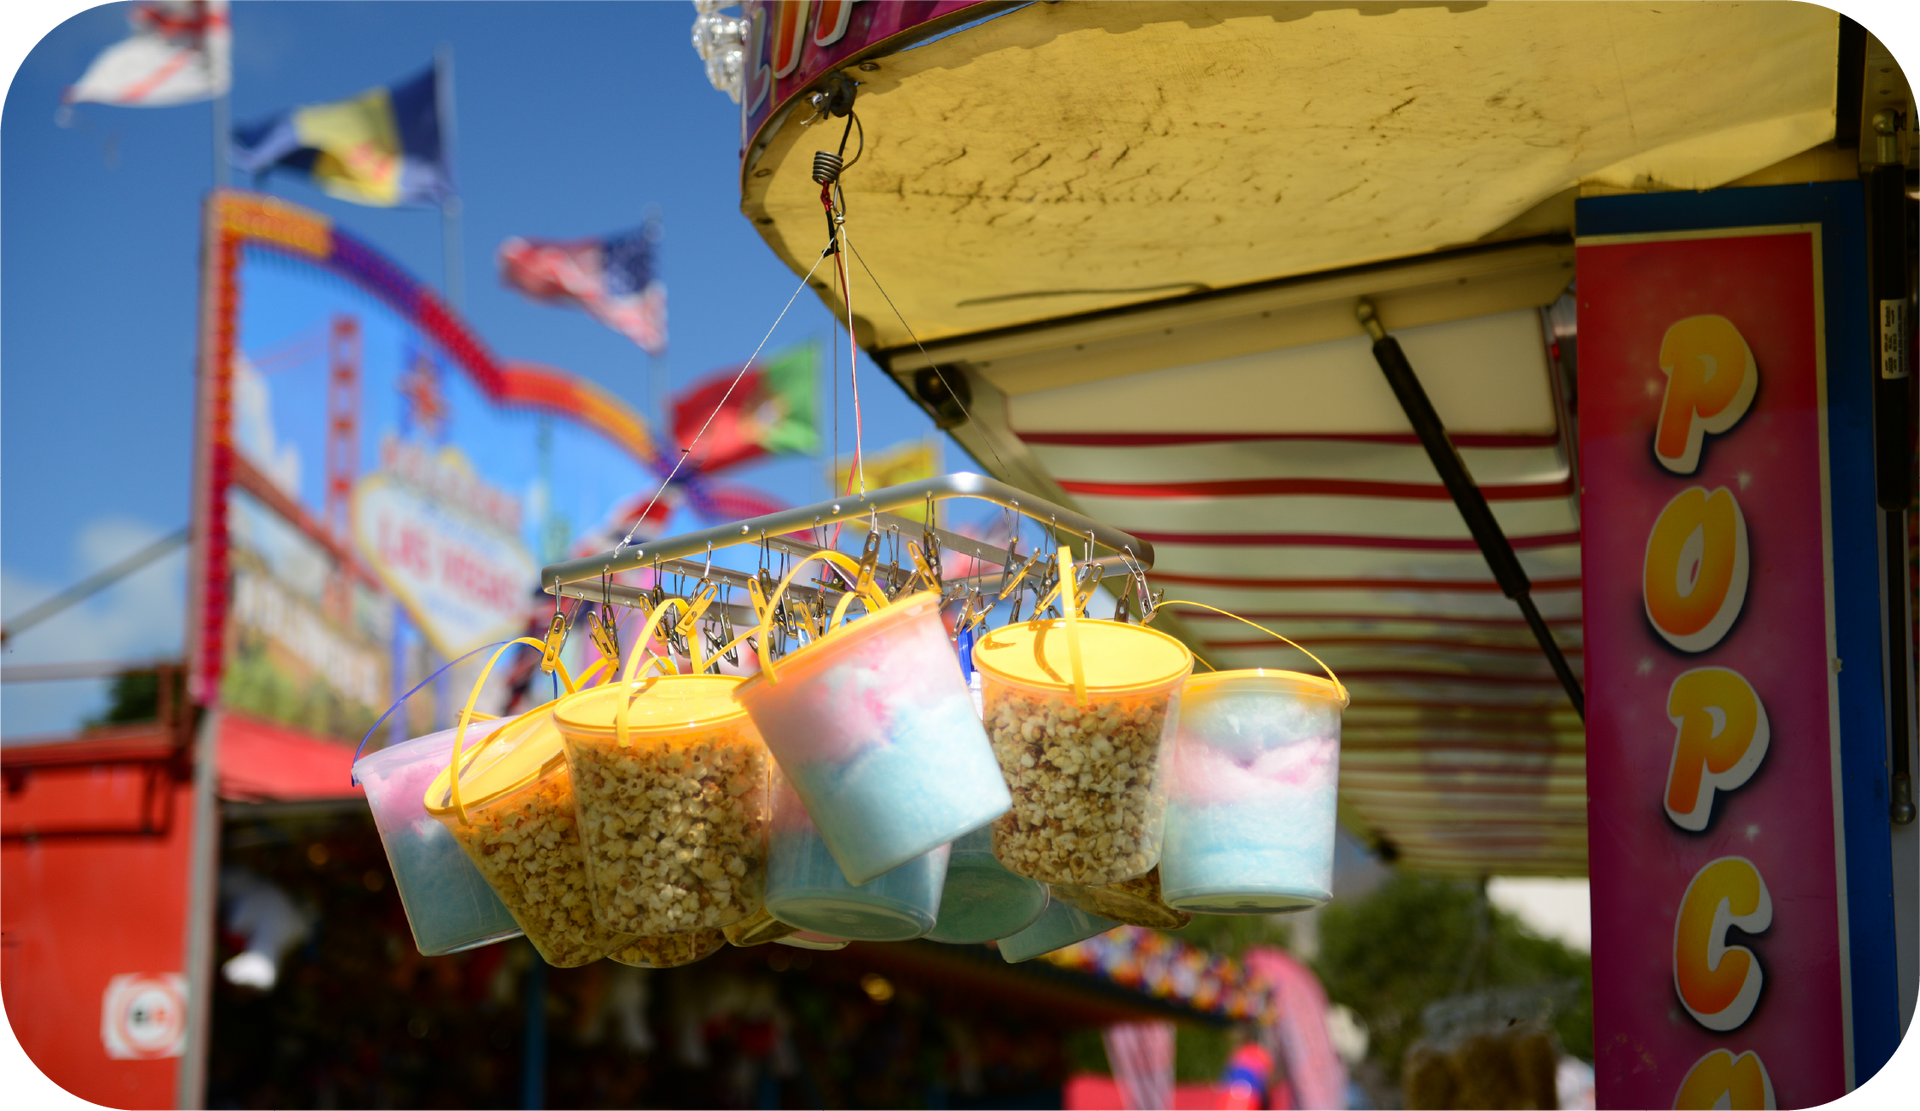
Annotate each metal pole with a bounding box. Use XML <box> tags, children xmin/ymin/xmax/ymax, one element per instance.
<box><xmin>174</xmin><ymin>707</ymin><xmax>223</xmax><ymax>1110</ymax></box>
<box><xmin>436</xmin><ymin>44</ymin><xmax>463</xmax><ymax>310</ymax></box>
<box><xmin>1355</xmin><ymin>299</ymin><xmax>1586</xmax><ymax>719</ymax></box>
<box><xmin>211</xmin><ymin>92</ymin><xmax>229</xmax><ymax>188</ymax></box>
<box><xmin>1869</xmin><ymin>110</ymin><xmax>1915</xmax><ymax>824</ymax></box>
<box><xmin>522</xmin><ymin>950</ymin><xmax>547</xmax><ymax>1110</ymax></box>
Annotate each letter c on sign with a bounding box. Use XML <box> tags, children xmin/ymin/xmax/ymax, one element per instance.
<box><xmin>1656</xmin><ymin>314</ymin><xmax>1758</xmax><ymax>475</ymax></box>
<box><xmin>1673</xmin><ymin>1049</ymin><xmax>1775</xmax><ymax>1110</ymax></box>
<box><xmin>1644</xmin><ymin>487</ymin><xmax>1750</xmax><ymax>653</ymax></box>
<box><xmin>1673</xmin><ymin>857</ymin><xmax>1771</xmax><ymax>1032</ymax></box>
<box><xmin>1664</xmin><ymin>668</ymin><xmax>1770</xmax><ymax>831</ymax></box>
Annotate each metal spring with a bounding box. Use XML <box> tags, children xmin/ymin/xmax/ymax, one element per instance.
<box><xmin>811</xmin><ymin>150</ymin><xmax>844</xmax><ymax>185</ymax></box>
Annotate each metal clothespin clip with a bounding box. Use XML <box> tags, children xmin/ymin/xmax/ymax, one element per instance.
<box><xmin>999</xmin><ymin>549</ymin><xmax>1040</xmax><ymax>601</ymax></box>
<box><xmin>921</xmin><ymin>517</ymin><xmax>944</xmax><ymax>585</ymax></box>
<box><xmin>1076</xmin><ymin>562</ymin><xmax>1104</xmax><ymax>615</ymax></box>
<box><xmin>1113</xmin><ymin>572</ymin><xmax>1135</xmax><ymax>623</ymax></box>
<box><xmin>907</xmin><ymin>540</ymin><xmax>938</xmax><ymax>593</ymax></box>
<box><xmin>589</xmin><ymin>609</ymin><xmax>621</xmax><ymax>668</ymax></box>
<box><xmin>540</xmin><ymin>600</ymin><xmax>568</xmax><ymax>674</ymax></box>
<box><xmin>676</xmin><ymin>580</ymin><xmax>719</xmax><ymax>641</ymax></box>
<box><xmin>855</xmin><ymin>523</ymin><xmax>882</xmax><ymax>594</ymax></box>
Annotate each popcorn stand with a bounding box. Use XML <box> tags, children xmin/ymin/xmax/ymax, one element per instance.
<box><xmin>5</xmin><ymin>4</ymin><xmax>1915</xmax><ymax>1109</ymax></box>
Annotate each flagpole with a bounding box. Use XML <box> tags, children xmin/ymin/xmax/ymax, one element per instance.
<box><xmin>436</xmin><ymin>42</ymin><xmax>464</xmax><ymax>311</ymax></box>
<box><xmin>212</xmin><ymin>90</ymin><xmax>229</xmax><ymax>187</ymax></box>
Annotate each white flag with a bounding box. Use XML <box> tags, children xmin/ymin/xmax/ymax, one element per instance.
<box><xmin>65</xmin><ymin>1</ymin><xmax>230</xmax><ymax>107</ymax></box>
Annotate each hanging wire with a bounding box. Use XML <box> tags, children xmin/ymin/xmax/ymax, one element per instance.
<box><xmin>843</xmin><ymin>231</ymin><xmax>1011</xmax><ymax>477</ymax></box>
<box><xmin>350</xmin><ymin>639</ymin><xmax>512</xmax><ymax>783</ymax></box>
<box><xmin>612</xmin><ymin>248</ymin><xmax>835</xmax><ymax>556</ymax></box>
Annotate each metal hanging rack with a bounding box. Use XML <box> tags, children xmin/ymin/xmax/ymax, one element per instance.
<box><xmin>540</xmin><ymin>473</ymin><xmax>1156</xmax><ymax>624</ymax></box>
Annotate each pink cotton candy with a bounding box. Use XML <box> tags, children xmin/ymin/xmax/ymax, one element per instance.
<box><xmin>1170</xmin><ymin>736</ymin><xmax>1338</xmax><ymax>807</ymax></box>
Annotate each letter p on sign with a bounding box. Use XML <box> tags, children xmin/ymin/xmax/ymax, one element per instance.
<box><xmin>1656</xmin><ymin>315</ymin><xmax>1757</xmax><ymax>475</ymax></box>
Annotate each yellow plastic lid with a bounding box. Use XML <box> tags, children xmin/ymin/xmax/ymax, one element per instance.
<box><xmin>551</xmin><ymin>674</ymin><xmax>748</xmax><ymax>741</ymax></box>
<box><xmin>1184</xmin><ymin>667</ymin><xmax>1350</xmax><ymax>708</ymax></box>
<box><xmin>734</xmin><ymin>590</ymin><xmax>940</xmax><ymax>697</ymax></box>
<box><xmin>424</xmin><ymin>705</ymin><xmax>567</xmax><ymax>816</ymax></box>
<box><xmin>973</xmin><ymin>618</ymin><xmax>1192</xmax><ymax>694</ymax></box>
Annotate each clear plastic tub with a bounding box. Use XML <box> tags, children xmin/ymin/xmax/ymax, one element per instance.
<box><xmin>927</xmin><ymin>825</ymin><xmax>1050</xmax><ymax>945</ymax></box>
<box><xmin>610</xmin><ymin>928</ymin><xmax>727</xmax><ymax>969</ymax></box>
<box><xmin>1048</xmin><ymin>865</ymin><xmax>1192</xmax><ymax>930</ymax></box>
<box><xmin>996</xmin><ymin>896</ymin><xmax>1121</xmax><ymax>964</ymax></box>
<box><xmin>1159</xmin><ymin>669</ymin><xmax>1347</xmax><ymax>912</ymax></box>
<box><xmin>774</xmin><ymin>931</ymin><xmax>850</xmax><ymax>951</ymax></box>
<box><xmin>763</xmin><ymin>765</ymin><xmax>949</xmax><ymax>941</ymax></box>
<box><xmin>552</xmin><ymin>675</ymin><xmax>770</xmax><ymax>936</ymax></box>
<box><xmin>975</xmin><ymin>616</ymin><xmax>1192</xmax><ymax>887</ymax></box>
<box><xmin>735</xmin><ymin>589</ymin><xmax>1009</xmax><ymax>886</ymax></box>
<box><xmin>355</xmin><ymin>723</ymin><xmax>524</xmax><ymax>955</ymax></box>
<box><xmin>426</xmin><ymin>708</ymin><xmax>635</xmax><ymax>968</ymax></box>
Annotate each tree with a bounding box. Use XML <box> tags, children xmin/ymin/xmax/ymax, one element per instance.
<box><xmin>1310</xmin><ymin>872</ymin><xmax>1592</xmax><ymax>1091</ymax></box>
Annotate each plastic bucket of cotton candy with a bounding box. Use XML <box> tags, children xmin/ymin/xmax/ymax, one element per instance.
<box><xmin>1158</xmin><ymin>668</ymin><xmax>1349</xmax><ymax>913</ymax></box>
<box><xmin>762</xmin><ymin>762</ymin><xmax>950</xmax><ymax>941</ymax></box>
<box><xmin>355</xmin><ymin>720</ymin><xmax>525</xmax><ymax>957</ymax></box>
<box><xmin>735</xmin><ymin>579</ymin><xmax>1010</xmax><ymax>887</ymax></box>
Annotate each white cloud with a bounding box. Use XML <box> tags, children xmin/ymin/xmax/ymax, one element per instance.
<box><xmin>1489</xmin><ymin>876</ymin><xmax>1592</xmax><ymax>952</ymax></box>
<box><xmin>233</xmin><ymin>356</ymin><xmax>301</xmax><ymax>496</ymax></box>
<box><xmin>1</xmin><ymin>516</ymin><xmax>188</xmax><ymax>741</ymax></box>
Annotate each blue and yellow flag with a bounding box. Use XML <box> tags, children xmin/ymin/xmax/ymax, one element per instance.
<box><xmin>231</xmin><ymin>66</ymin><xmax>451</xmax><ymax>207</ymax></box>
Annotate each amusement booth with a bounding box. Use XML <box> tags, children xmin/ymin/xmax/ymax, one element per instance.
<box><xmin>3</xmin><ymin>3</ymin><xmax>1914</xmax><ymax>1110</ymax></box>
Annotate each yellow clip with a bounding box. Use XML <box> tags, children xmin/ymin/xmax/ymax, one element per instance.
<box><xmin>539</xmin><ymin>607</ymin><xmax>567</xmax><ymax>673</ymax></box>
<box><xmin>588</xmin><ymin>609</ymin><xmax>621</xmax><ymax>666</ymax></box>
<box><xmin>999</xmin><ymin>551</ymin><xmax>1041</xmax><ymax>601</ymax></box>
<box><xmin>907</xmin><ymin>540</ymin><xmax>937</xmax><ymax>591</ymax></box>
<box><xmin>855</xmin><ymin>529</ymin><xmax>882</xmax><ymax>594</ymax></box>
<box><xmin>675</xmin><ymin>581</ymin><xmax>718</xmax><ymax>640</ymax></box>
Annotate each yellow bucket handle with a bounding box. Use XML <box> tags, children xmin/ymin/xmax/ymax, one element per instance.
<box><xmin>449</xmin><ymin>636</ymin><xmax>578</xmax><ymax>826</ymax></box>
<box><xmin>750</xmin><ymin>549</ymin><xmax>893</xmax><ymax>684</ymax></box>
<box><xmin>613</xmin><ymin>598</ymin><xmax>696</xmax><ymax>750</ymax></box>
<box><xmin>1155</xmin><ymin>599</ymin><xmax>1348</xmax><ymax>704</ymax></box>
<box><xmin>1057</xmin><ymin>545</ymin><xmax>1088</xmax><ymax>707</ymax></box>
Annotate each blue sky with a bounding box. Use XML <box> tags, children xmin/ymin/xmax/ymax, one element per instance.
<box><xmin>1</xmin><ymin>2</ymin><xmax>946</xmax><ymax>736</ymax></box>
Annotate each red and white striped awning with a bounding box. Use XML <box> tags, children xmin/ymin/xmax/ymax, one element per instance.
<box><xmin>885</xmin><ymin>241</ymin><xmax>1587</xmax><ymax>876</ymax></box>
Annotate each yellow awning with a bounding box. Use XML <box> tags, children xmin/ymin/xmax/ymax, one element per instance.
<box><xmin>743</xmin><ymin>1</ymin><xmax>1839</xmax><ymax>349</ymax></box>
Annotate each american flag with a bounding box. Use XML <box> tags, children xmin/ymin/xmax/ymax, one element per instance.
<box><xmin>65</xmin><ymin>1</ymin><xmax>230</xmax><ymax>107</ymax></box>
<box><xmin>498</xmin><ymin>224</ymin><xmax>667</xmax><ymax>355</ymax></box>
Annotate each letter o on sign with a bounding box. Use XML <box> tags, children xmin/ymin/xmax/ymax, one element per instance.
<box><xmin>1644</xmin><ymin>487</ymin><xmax>1750</xmax><ymax>653</ymax></box>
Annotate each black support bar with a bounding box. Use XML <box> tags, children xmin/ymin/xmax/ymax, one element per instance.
<box><xmin>1357</xmin><ymin>300</ymin><xmax>1586</xmax><ymax>720</ymax></box>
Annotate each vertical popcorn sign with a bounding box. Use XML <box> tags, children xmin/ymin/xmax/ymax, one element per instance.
<box><xmin>1579</xmin><ymin>226</ymin><xmax>1851</xmax><ymax>1109</ymax></box>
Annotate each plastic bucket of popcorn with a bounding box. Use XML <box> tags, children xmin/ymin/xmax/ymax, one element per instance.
<box><xmin>735</xmin><ymin>562</ymin><xmax>1010</xmax><ymax>886</ymax></box>
<box><xmin>609</xmin><ymin>928</ymin><xmax>727</xmax><ymax>969</ymax></box>
<box><xmin>973</xmin><ymin>608</ymin><xmax>1192</xmax><ymax>888</ymax></box>
<box><xmin>1048</xmin><ymin>864</ymin><xmax>1192</xmax><ymax>930</ymax></box>
<box><xmin>356</xmin><ymin>720</ymin><xmax>524</xmax><ymax>956</ymax></box>
<box><xmin>996</xmin><ymin>895</ymin><xmax>1121</xmax><ymax>964</ymax></box>
<box><xmin>1159</xmin><ymin>668</ymin><xmax>1347</xmax><ymax>913</ymax></box>
<box><xmin>425</xmin><ymin>670</ymin><xmax>636</xmax><ymax>968</ymax></box>
<box><xmin>762</xmin><ymin>763</ymin><xmax>949</xmax><ymax>941</ymax></box>
<box><xmin>927</xmin><ymin>825</ymin><xmax>1050</xmax><ymax>945</ymax></box>
<box><xmin>552</xmin><ymin>674</ymin><xmax>771</xmax><ymax>937</ymax></box>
